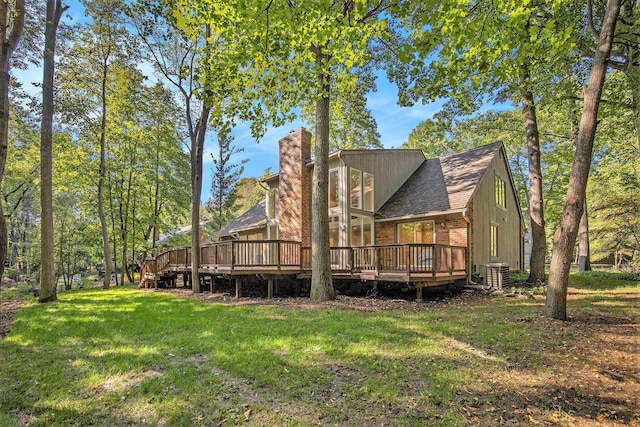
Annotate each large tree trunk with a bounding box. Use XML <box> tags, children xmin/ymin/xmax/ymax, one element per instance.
<box><xmin>191</xmin><ymin>104</ymin><xmax>210</xmax><ymax>293</ymax></box>
<box><xmin>546</xmin><ymin>0</ymin><xmax>621</xmax><ymax>320</ymax></box>
<box><xmin>99</xmin><ymin>51</ymin><xmax>112</xmax><ymax>289</ymax></box>
<box><xmin>0</xmin><ymin>0</ymin><xmax>25</xmax><ymax>283</ymax></box>
<box><xmin>310</xmin><ymin>49</ymin><xmax>335</xmax><ymax>301</ymax></box>
<box><xmin>521</xmin><ymin>79</ymin><xmax>546</xmax><ymax>284</ymax></box>
<box><xmin>39</xmin><ymin>0</ymin><xmax>65</xmax><ymax>303</ymax></box>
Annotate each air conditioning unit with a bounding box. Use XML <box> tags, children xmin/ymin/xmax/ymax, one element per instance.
<box><xmin>485</xmin><ymin>262</ymin><xmax>509</xmax><ymax>289</ymax></box>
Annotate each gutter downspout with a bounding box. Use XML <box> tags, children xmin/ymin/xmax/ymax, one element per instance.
<box><xmin>462</xmin><ymin>208</ymin><xmax>473</xmax><ymax>284</ymax></box>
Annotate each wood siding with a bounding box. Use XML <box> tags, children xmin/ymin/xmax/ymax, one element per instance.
<box><xmin>470</xmin><ymin>147</ymin><xmax>523</xmax><ymax>272</ymax></box>
<box><xmin>337</xmin><ymin>150</ymin><xmax>425</xmax><ymax>212</ymax></box>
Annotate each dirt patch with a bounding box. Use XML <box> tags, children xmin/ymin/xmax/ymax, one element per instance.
<box><xmin>151</xmin><ymin>287</ymin><xmax>475</xmax><ymax>313</ymax></box>
<box><xmin>0</xmin><ymin>300</ymin><xmax>25</xmax><ymax>339</ymax></box>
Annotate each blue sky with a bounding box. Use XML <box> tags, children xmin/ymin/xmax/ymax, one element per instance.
<box><xmin>226</xmin><ymin>77</ymin><xmax>446</xmax><ymax>180</ymax></box>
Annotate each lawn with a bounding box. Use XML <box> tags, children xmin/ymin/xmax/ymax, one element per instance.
<box><xmin>1</xmin><ymin>275</ymin><xmax>638</xmax><ymax>426</ymax></box>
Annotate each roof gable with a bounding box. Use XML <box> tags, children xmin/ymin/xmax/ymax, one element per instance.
<box><xmin>377</xmin><ymin>142</ymin><xmax>503</xmax><ymax>219</ymax></box>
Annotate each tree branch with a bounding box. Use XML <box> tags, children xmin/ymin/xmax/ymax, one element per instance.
<box><xmin>586</xmin><ymin>0</ymin><xmax>600</xmax><ymax>43</ymax></box>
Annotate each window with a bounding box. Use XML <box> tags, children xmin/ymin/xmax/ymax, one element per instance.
<box><xmin>329</xmin><ymin>216</ymin><xmax>340</xmax><ymax>247</ymax></box>
<box><xmin>398</xmin><ymin>221</ymin><xmax>435</xmax><ymax>244</ymax></box>
<box><xmin>350</xmin><ymin>168</ymin><xmax>361</xmax><ymax>208</ymax></box>
<box><xmin>363</xmin><ymin>173</ymin><xmax>374</xmax><ymax>211</ymax></box>
<box><xmin>350</xmin><ymin>215</ymin><xmax>373</xmax><ymax>246</ymax></box>
<box><xmin>350</xmin><ymin>168</ymin><xmax>374</xmax><ymax>211</ymax></box>
<box><xmin>329</xmin><ymin>169</ymin><xmax>339</xmax><ymax>208</ymax></box>
<box><xmin>490</xmin><ymin>225</ymin><xmax>498</xmax><ymax>257</ymax></box>
<box><xmin>495</xmin><ymin>176</ymin><xmax>506</xmax><ymax>209</ymax></box>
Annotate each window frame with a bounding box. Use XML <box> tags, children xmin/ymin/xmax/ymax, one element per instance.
<box><xmin>350</xmin><ymin>214</ymin><xmax>373</xmax><ymax>246</ymax></box>
<box><xmin>350</xmin><ymin>168</ymin><xmax>362</xmax><ymax>209</ymax></box>
<box><xmin>329</xmin><ymin>168</ymin><xmax>339</xmax><ymax>209</ymax></box>
<box><xmin>397</xmin><ymin>220</ymin><xmax>435</xmax><ymax>244</ymax></box>
<box><xmin>363</xmin><ymin>172</ymin><xmax>374</xmax><ymax>211</ymax></box>
<box><xmin>490</xmin><ymin>224</ymin><xmax>498</xmax><ymax>258</ymax></box>
<box><xmin>495</xmin><ymin>175</ymin><xmax>506</xmax><ymax>209</ymax></box>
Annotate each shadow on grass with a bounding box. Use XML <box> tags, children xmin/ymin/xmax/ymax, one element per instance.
<box><xmin>1</xmin><ymin>285</ymin><xmax>638</xmax><ymax>426</ymax></box>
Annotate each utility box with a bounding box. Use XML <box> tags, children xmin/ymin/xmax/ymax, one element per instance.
<box><xmin>485</xmin><ymin>262</ymin><xmax>509</xmax><ymax>289</ymax></box>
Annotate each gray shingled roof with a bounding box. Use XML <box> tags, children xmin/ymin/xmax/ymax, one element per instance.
<box><xmin>215</xmin><ymin>200</ymin><xmax>267</xmax><ymax>238</ymax></box>
<box><xmin>377</xmin><ymin>142</ymin><xmax>503</xmax><ymax>219</ymax></box>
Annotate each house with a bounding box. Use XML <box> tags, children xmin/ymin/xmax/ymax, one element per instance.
<box><xmin>215</xmin><ymin>127</ymin><xmax>524</xmax><ymax>288</ymax></box>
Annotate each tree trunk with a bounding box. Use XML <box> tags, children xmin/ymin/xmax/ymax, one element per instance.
<box><xmin>546</xmin><ymin>0</ymin><xmax>621</xmax><ymax>320</ymax></box>
<box><xmin>521</xmin><ymin>79</ymin><xmax>546</xmax><ymax>284</ymax></box>
<box><xmin>39</xmin><ymin>0</ymin><xmax>65</xmax><ymax>303</ymax></box>
<box><xmin>577</xmin><ymin>200</ymin><xmax>591</xmax><ymax>272</ymax></box>
<box><xmin>310</xmin><ymin>49</ymin><xmax>335</xmax><ymax>301</ymax></box>
<box><xmin>191</xmin><ymin>104</ymin><xmax>210</xmax><ymax>293</ymax></box>
<box><xmin>121</xmin><ymin>153</ymin><xmax>135</xmax><ymax>284</ymax></box>
<box><xmin>109</xmin><ymin>180</ymin><xmax>120</xmax><ymax>286</ymax></box>
<box><xmin>99</xmin><ymin>49</ymin><xmax>112</xmax><ymax>290</ymax></box>
<box><xmin>0</xmin><ymin>0</ymin><xmax>25</xmax><ymax>283</ymax></box>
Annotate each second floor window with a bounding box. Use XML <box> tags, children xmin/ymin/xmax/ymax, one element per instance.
<box><xmin>350</xmin><ymin>168</ymin><xmax>361</xmax><ymax>208</ymax></box>
<box><xmin>495</xmin><ymin>175</ymin><xmax>506</xmax><ymax>209</ymax></box>
<box><xmin>329</xmin><ymin>169</ymin><xmax>339</xmax><ymax>208</ymax></box>
<box><xmin>350</xmin><ymin>168</ymin><xmax>374</xmax><ymax>211</ymax></box>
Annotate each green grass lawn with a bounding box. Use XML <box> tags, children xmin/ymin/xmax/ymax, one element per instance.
<box><xmin>1</xmin><ymin>275</ymin><xmax>638</xmax><ymax>426</ymax></box>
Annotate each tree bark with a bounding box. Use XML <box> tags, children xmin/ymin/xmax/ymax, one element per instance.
<box><xmin>39</xmin><ymin>0</ymin><xmax>66</xmax><ymax>303</ymax></box>
<box><xmin>0</xmin><ymin>0</ymin><xmax>25</xmax><ymax>283</ymax></box>
<box><xmin>191</xmin><ymin>104</ymin><xmax>210</xmax><ymax>293</ymax></box>
<box><xmin>521</xmin><ymin>76</ymin><xmax>546</xmax><ymax>284</ymax></box>
<box><xmin>546</xmin><ymin>0</ymin><xmax>621</xmax><ymax>320</ymax></box>
<box><xmin>99</xmin><ymin>46</ymin><xmax>112</xmax><ymax>289</ymax></box>
<box><xmin>310</xmin><ymin>49</ymin><xmax>335</xmax><ymax>301</ymax></box>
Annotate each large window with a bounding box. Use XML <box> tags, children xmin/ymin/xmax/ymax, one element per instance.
<box><xmin>329</xmin><ymin>169</ymin><xmax>339</xmax><ymax>208</ymax></box>
<box><xmin>350</xmin><ymin>215</ymin><xmax>373</xmax><ymax>246</ymax></box>
<box><xmin>490</xmin><ymin>224</ymin><xmax>498</xmax><ymax>257</ymax></box>
<box><xmin>329</xmin><ymin>216</ymin><xmax>340</xmax><ymax>247</ymax></box>
<box><xmin>363</xmin><ymin>172</ymin><xmax>374</xmax><ymax>211</ymax></box>
<box><xmin>350</xmin><ymin>168</ymin><xmax>361</xmax><ymax>208</ymax></box>
<box><xmin>495</xmin><ymin>175</ymin><xmax>506</xmax><ymax>209</ymax></box>
<box><xmin>350</xmin><ymin>168</ymin><xmax>374</xmax><ymax>211</ymax></box>
<box><xmin>398</xmin><ymin>221</ymin><xmax>435</xmax><ymax>244</ymax></box>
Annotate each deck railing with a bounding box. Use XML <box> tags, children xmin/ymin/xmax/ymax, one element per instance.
<box><xmin>144</xmin><ymin>240</ymin><xmax>466</xmax><ymax>278</ymax></box>
<box><xmin>352</xmin><ymin>244</ymin><xmax>466</xmax><ymax>276</ymax></box>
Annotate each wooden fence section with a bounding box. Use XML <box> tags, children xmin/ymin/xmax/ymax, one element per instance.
<box><xmin>143</xmin><ymin>240</ymin><xmax>467</xmax><ymax>283</ymax></box>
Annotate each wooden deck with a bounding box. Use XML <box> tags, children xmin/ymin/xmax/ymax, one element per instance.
<box><xmin>140</xmin><ymin>240</ymin><xmax>467</xmax><ymax>292</ymax></box>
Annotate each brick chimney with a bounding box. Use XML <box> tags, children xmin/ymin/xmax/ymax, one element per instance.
<box><xmin>278</xmin><ymin>127</ymin><xmax>312</xmax><ymax>246</ymax></box>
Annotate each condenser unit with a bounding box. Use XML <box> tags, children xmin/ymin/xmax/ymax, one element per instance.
<box><xmin>485</xmin><ymin>262</ymin><xmax>510</xmax><ymax>289</ymax></box>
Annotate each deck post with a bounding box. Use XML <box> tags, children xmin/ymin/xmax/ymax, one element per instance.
<box><xmin>235</xmin><ymin>278</ymin><xmax>242</xmax><ymax>298</ymax></box>
<box><xmin>433</xmin><ymin>245</ymin><xmax>439</xmax><ymax>277</ymax></box>
<box><xmin>268</xmin><ymin>279</ymin><xmax>274</xmax><ymax>299</ymax></box>
<box><xmin>211</xmin><ymin>275</ymin><xmax>216</xmax><ymax>293</ymax></box>
<box><xmin>416</xmin><ymin>286</ymin><xmax>423</xmax><ymax>302</ymax></box>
